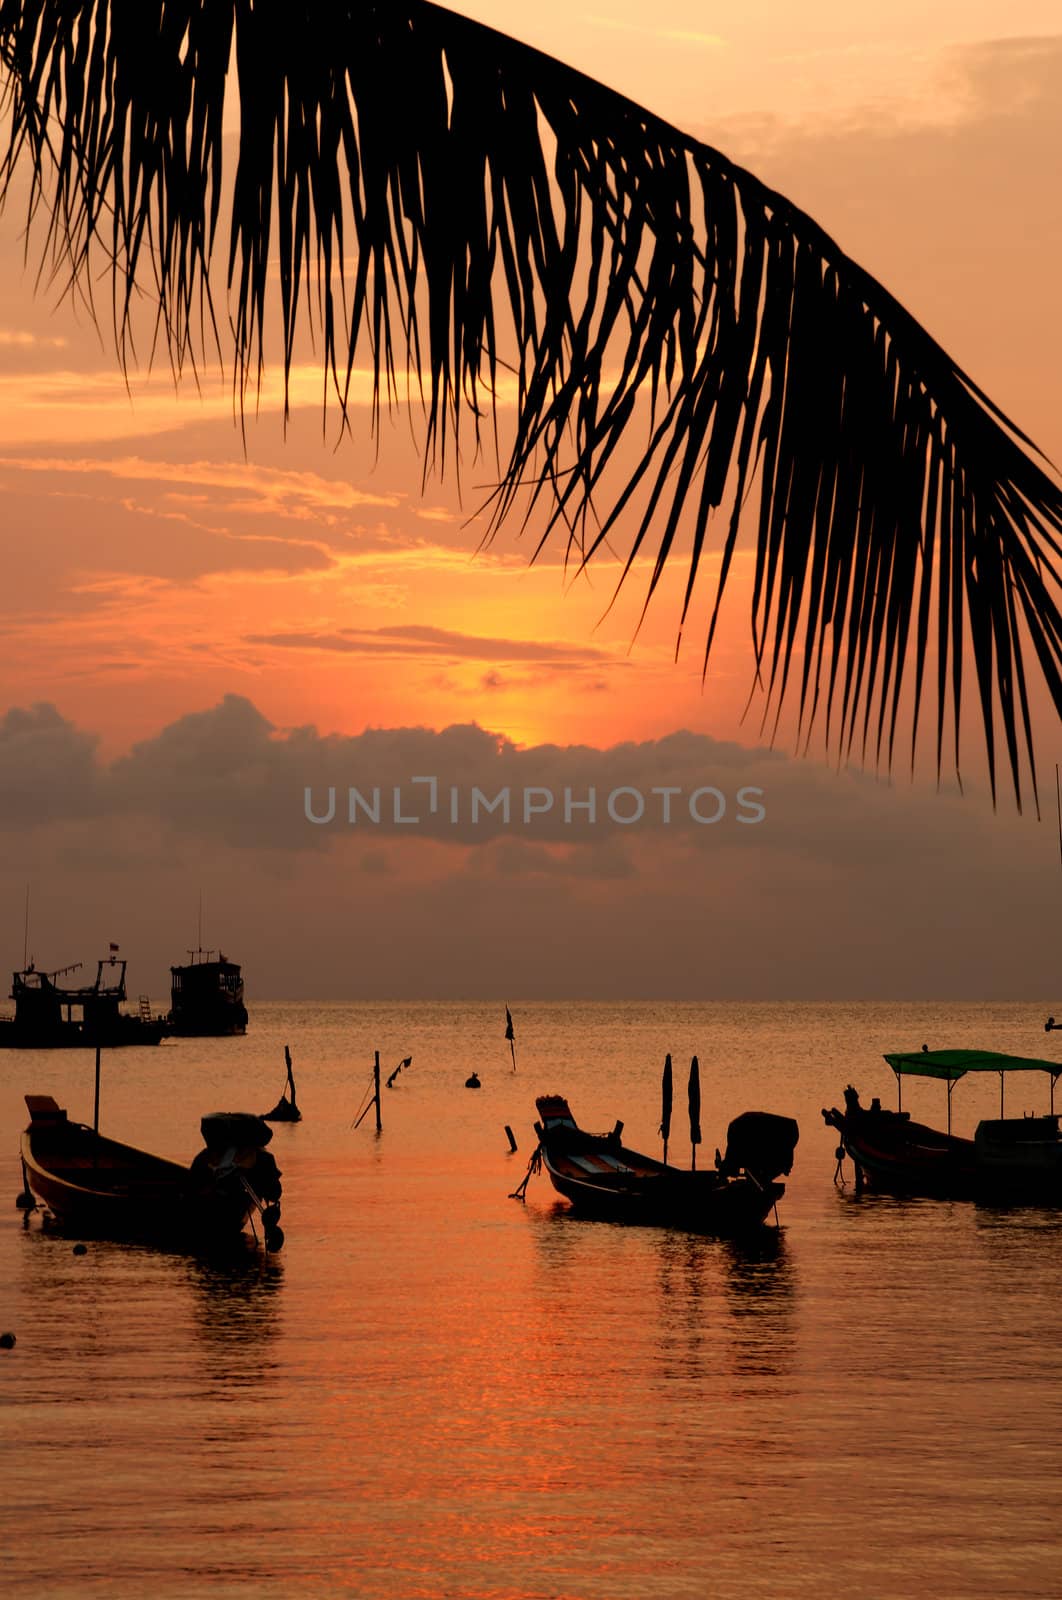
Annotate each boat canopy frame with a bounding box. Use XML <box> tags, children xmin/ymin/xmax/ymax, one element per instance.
<box><xmin>883</xmin><ymin>1050</ymin><xmax>1062</xmax><ymax>1131</ymax></box>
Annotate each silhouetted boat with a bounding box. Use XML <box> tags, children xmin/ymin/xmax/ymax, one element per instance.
<box><xmin>168</xmin><ymin>948</ymin><xmax>248</xmax><ymax>1036</ymax></box>
<box><xmin>532</xmin><ymin>1096</ymin><xmax>798</xmax><ymax>1233</ymax></box>
<box><xmin>823</xmin><ymin>1049</ymin><xmax>1062</xmax><ymax>1204</ymax></box>
<box><xmin>0</xmin><ymin>956</ymin><xmax>168</xmax><ymax>1048</ymax></box>
<box><xmin>18</xmin><ymin>1096</ymin><xmax>284</xmax><ymax>1248</ymax></box>
<box><xmin>262</xmin><ymin>1045</ymin><xmax>301</xmax><ymax>1122</ymax></box>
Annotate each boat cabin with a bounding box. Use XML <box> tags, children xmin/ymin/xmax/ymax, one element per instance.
<box><xmin>11</xmin><ymin>958</ymin><xmax>128</xmax><ymax>1033</ymax></box>
<box><xmin>169</xmin><ymin>948</ymin><xmax>248</xmax><ymax>1036</ymax></box>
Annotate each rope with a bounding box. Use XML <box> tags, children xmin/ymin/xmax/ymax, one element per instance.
<box><xmin>833</xmin><ymin>1143</ymin><xmax>847</xmax><ymax>1188</ymax></box>
<box><xmin>238</xmin><ymin>1172</ymin><xmax>264</xmax><ymax>1215</ymax></box>
<box><xmin>349</xmin><ymin>1072</ymin><xmax>377</xmax><ymax>1128</ymax></box>
<box><xmin>237</xmin><ymin>1172</ymin><xmax>282</xmax><ymax>1252</ymax></box>
<box><xmin>16</xmin><ymin>1153</ymin><xmax>36</xmax><ymax>1213</ymax></box>
<box><xmin>509</xmin><ymin>1144</ymin><xmax>542</xmax><ymax>1201</ymax></box>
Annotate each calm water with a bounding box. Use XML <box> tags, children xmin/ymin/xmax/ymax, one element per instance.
<box><xmin>3</xmin><ymin>1000</ymin><xmax>1062</xmax><ymax>1599</ymax></box>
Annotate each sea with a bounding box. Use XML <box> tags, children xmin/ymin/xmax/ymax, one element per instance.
<box><xmin>3</xmin><ymin>1000</ymin><xmax>1062</xmax><ymax>1600</ymax></box>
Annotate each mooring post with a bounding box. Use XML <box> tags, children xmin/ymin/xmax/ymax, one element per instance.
<box><xmin>504</xmin><ymin>1125</ymin><xmax>518</xmax><ymax>1153</ymax></box>
<box><xmin>374</xmin><ymin>1050</ymin><xmax>382</xmax><ymax>1133</ymax></box>
<box><xmin>93</xmin><ymin>1043</ymin><xmax>101</xmax><ymax>1135</ymax></box>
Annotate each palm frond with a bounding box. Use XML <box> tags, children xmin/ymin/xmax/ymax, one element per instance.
<box><xmin>2</xmin><ymin>0</ymin><xmax>1061</xmax><ymax>804</ymax></box>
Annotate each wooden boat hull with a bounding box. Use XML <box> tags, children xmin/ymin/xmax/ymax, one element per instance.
<box><xmin>541</xmin><ymin>1147</ymin><xmax>783</xmax><ymax>1233</ymax></box>
<box><xmin>533</xmin><ymin>1098</ymin><xmax>796</xmax><ymax>1235</ymax></box>
<box><xmin>167</xmin><ymin>1011</ymin><xmax>247</xmax><ymax>1038</ymax></box>
<box><xmin>0</xmin><ymin>1017</ymin><xmax>168</xmax><ymax>1048</ymax></box>
<box><xmin>824</xmin><ymin>1090</ymin><xmax>1062</xmax><ymax>1205</ymax></box>
<box><xmin>19</xmin><ymin>1099</ymin><xmax>279</xmax><ymax>1246</ymax></box>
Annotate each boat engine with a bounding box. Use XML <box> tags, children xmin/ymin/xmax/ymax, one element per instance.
<box><xmin>717</xmin><ymin>1112</ymin><xmax>800</xmax><ymax>1185</ymax></box>
<box><xmin>188</xmin><ymin>1112</ymin><xmax>284</xmax><ymax>1248</ymax></box>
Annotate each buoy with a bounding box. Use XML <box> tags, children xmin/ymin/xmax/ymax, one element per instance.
<box><xmin>264</xmin><ymin>1226</ymin><xmax>285</xmax><ymax>1253</ymax></box>
<box><xmin>465</xmin><ymin>1072</ymin><xmax>481</xmax><ymax>1089</ymax></box>
<box><xmin>15</xmin><ymin>1190</ymin><xmax>34</xmax><ymax>1211</ymax></box>
<box><xmin>72</xmin><ymin>1243</ymin><xmax>87</xmax><ymax>1256</ymax></box>
<box><xmin>0</xmin><ymin>1332</ymin><xmax>15</xmax><ymax>1350</ymax></box>
<box><xmin>262</xmin><ymin>1203</ymin><xmax>281</xmax><ymax>1230</ymax></box>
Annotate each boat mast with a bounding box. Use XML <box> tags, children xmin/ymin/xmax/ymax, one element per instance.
<box><xmin>22</xmin><ymin>882</ymin><xmax>29</xmax><ymax>970</ymax></box>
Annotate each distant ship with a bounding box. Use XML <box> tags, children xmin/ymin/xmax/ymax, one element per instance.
<box><xmin>0</xmin><ymin>955</ymin><xmax>169</xmax><ymax>1048</ymax></box>
<box><xmin>168</xmin><ymin>949</ymin><xmax>248</xmax><ymax>1037</ymax></box>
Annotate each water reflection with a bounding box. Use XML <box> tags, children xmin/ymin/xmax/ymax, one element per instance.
<box><xmin>16</xmin><ymin>1224</ymin><xmax>284</xmax><ymax>1391</ymax></box>
<box><xmin>181</xmin><ymin>1250</ymin><xmax>286</xmax><ymax>1460</ymax></box>
<box><xmin>721</xmin><ymin>1232</ymin><xmax>797</xmax><ymax>1382</ymax></box>
<box><xmin>653</xmin><ymin>1228</ymin><xmax>720</xmax><ymax>1384</ymax></box>
<box><xmin>185</xmin><ymin>1247</ymin><xmax>284</xmax><ymax>1361</ymax></box>
<box><xmin>972</xmin><ymin>1204</ymin><xmax>1062</xmax><ymax>1239</ymax></box>
<box><xmin>523</xmin><ymin>1200</ymin><xmax>798</xmax><ymax>1391</ymax></box>
<box><xmin>521</xmin><ymin>1196</ymin><xmax>609</xmax><ymax>1276</ymax></box>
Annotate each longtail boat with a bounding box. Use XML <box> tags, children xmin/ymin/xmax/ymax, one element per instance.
<box><xmin>524</xmin><ymin>1096</ymin><xmax>798</xmax><ymax>1234</ymax></box>
<box><xmin>18</xmin><ymin>1096</ymin><xmax>284</xmax><ymax>1249</ymax></box>
<box><xmin>822</xmin><ymin>1049</ymin><xmax>1062</xmax><ymax>1204</ymax></box>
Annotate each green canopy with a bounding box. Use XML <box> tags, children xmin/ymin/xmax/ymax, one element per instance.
<box><xmin>884</xmin><ymin>1049</ymin><xmax>1062</xmax><ymax>1082</ymax></box>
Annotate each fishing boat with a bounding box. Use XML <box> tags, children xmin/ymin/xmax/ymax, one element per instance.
<box><xmin>18</xmin><ymin>1096</ymin><xmax>284</xmax><ymax>1249</ymax></box>
<box><xmin>822</xmin><ymin>1049</ymin><xmax>1062</xmax><ymax>1204</ymax></box>
<box><xmin>168</xmin><ymin>948</ymin><xmax>248</xmax><ymax>1036</ymax></box>
<box><xmin>527</xmin><ymin>1096</ymin><xmax>799</xmax><ymax>1234</ymax></box>
<box><xmin>261</xmin><ymin>1045</ymin><xmax>301</xmax><ymax>1122</ymax></box>
<box><xmin>0</xmin><ymin>956</ymin><xmax>169</xmax><ymax>1048</ymax></box>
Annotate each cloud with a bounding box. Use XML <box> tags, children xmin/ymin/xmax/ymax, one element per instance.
<box><xmin>0</xmin><ymin>453</ymin><xmax>400</xmax><ymax>514</ymax></box>
<box><xmin>582</xmin><ymin>15</ymin><xmax>725</xmax><ymax>49</ymax></box>
<box><xmin>0</xmin><ymin>692</ymin><xmax>1026</xmax><ymax>865</ymax></box>
<box><xmin>0</xmin><ymin>355</ymin><xmax>523</xmax><ymax>447</ymax></box>
<box><xmin>701</xmin><ymin>32</ymin><xmax>1062</xmax><ymax>459</ymax></box>
<box><xmin>0</xmin><ymin>329</ymin><xmax>68</xmax><ymax>349</ymax></box>
<box><xmin>944</xmin><ymin>33</ymin><xmax>1062</xmax><ymax>119</ymax></box>
<box><xmin>479</xmin><ymin>836</ymin><xmax>638</xmax><ymax>880</ymax></box>
<box><xmin>0</xmin><ymin>703</ymin><xmax>101</xmax><ymax>823</ymax></box>
<box><xmin>0</xmin><ymin>695</ymin><xmax>1053</xmax><ymax>999</ymax></box>
<box><xmin>245</xmin><ymin>623</ymin><xmax>611</xmax><ymax>665</ymax></box>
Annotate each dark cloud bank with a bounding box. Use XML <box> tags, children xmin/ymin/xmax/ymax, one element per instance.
<box><xmin>0</xmin><ymin>696</ymin><xmax>1054</xmax><ymax>999</ymax></box>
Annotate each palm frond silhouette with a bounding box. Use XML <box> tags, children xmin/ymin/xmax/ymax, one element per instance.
<box><xmin>1</xmin><ymin>1</ymin><xmax>1060</xmax><ymax>804</ymax></box>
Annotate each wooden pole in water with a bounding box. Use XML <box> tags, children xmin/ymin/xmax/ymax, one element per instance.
<box><xmin>504</xmin><ymin>1125</ymin><xmax>518</xmax><ymax>1152</ymax></box>
<box><xmin>374</xmin><ymin>1050</ymin><xmax>382</xmax><ymax>1133</ymax></box>
<box><xmin>93</xmin><ymin>1044</ymin><xmax>101</xmax><ymax>1135</ymax></box>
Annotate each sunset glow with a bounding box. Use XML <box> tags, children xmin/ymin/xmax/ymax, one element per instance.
<box><xmin>2</xmin><ymin>1</ymin><xmax>1060</xmax><ymax>992</ymax></box>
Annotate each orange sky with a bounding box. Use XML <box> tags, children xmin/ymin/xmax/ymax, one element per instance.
<box><xmin>1</xmin><ymin>5</ymin><xmax>1062</xmax><ymax>995</ymax></box>
<box><xmin>1</xmin><ymin>3</ymin><xmax>1059</xmax><ymax>759</ymax></box>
